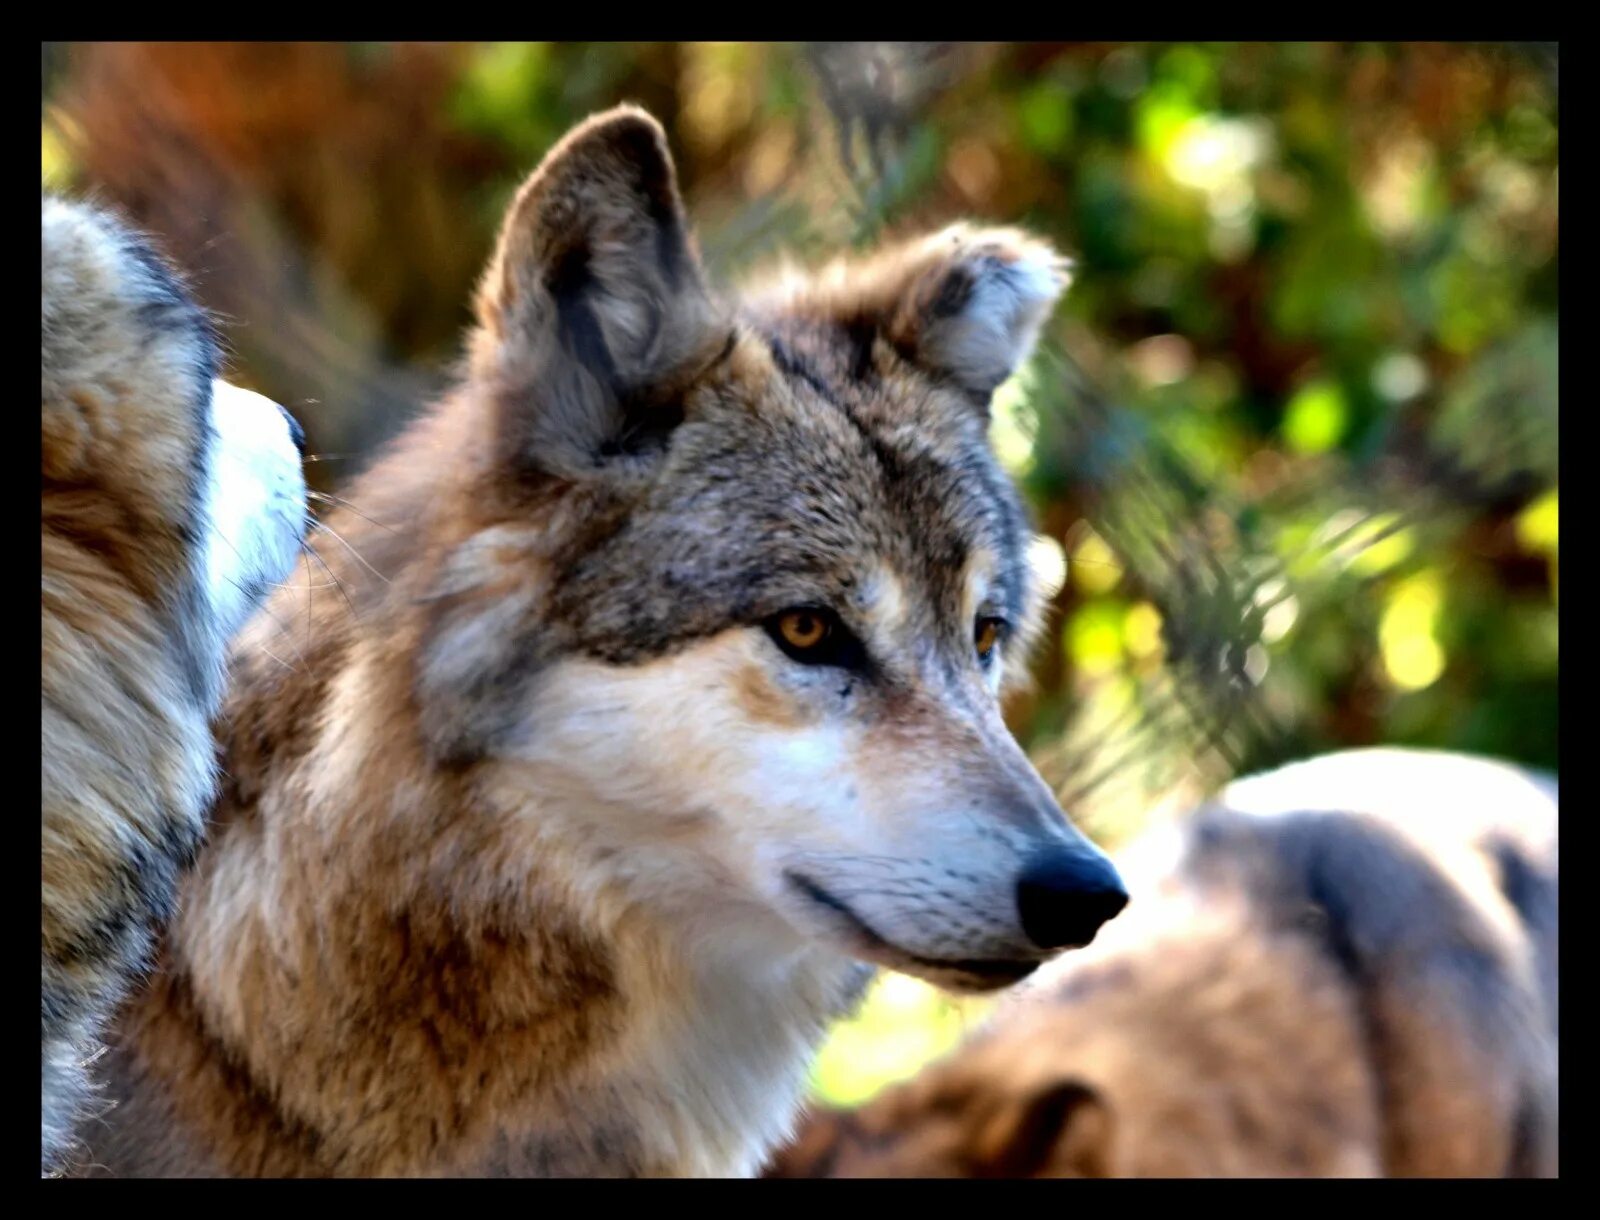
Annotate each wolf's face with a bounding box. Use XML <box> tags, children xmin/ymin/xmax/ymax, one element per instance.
<box><xmin>412</xmin><ymin>109</ymin><xmax>1125</xmax><ymax>991</ymax></box>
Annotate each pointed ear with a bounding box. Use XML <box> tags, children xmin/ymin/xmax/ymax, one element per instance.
<box><xmin>883</xmin><ymin>225</ymin><xmax>1070</xmax><ymax>404</ymax></box>
<box><xmin>973</xmin><ymin>1080</ymin><xmax>1113</xmax><ymax>1177</ymax></box>
<box><xmin>471</xmin><ymin>105</ymin><xmax>726</xmax><ymax>476</ymax></box>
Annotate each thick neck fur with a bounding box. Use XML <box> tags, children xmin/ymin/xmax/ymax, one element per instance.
<box><xmin>94</xmin><ymin>391</ymin><xmax>866</xmax><ymax>1177</ymax></box>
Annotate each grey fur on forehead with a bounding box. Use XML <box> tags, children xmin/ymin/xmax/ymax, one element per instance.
<box><xmin>545</xmin><ymin>313</ymin><xmax>1034</xmax><ymax>668</ymax></box>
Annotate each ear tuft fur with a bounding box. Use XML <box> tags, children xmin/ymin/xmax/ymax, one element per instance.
<box><xmin>898</xmin><ymin>225</ymin><xmax>1072</xmax><ymax>401</ymax></box>
<box><xmin>471</xmin><ymin>106</ymin><xmax>726</xmax><ymax>478</ymax></box>
<box><xmin>744</xmin><ymin>221</ymin><xmax>1071</xmax><ymax>407</ymax></box>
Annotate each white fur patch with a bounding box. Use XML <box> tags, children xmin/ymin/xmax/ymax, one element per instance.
<box><xmin>1220</xmin><ymin>747</ymin><xmax>1558</xmax><ymax>834</ymax></box>
<box><xmin>203</xmin><ymin>380</ymin><xmax>307</xmax><ymax>638</ymax></box>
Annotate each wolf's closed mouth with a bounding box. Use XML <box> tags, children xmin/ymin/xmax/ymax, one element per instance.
<box><xmin>784</xmin><ymin>871</ymin><xmax>1040</xmax><ymax>984</ymax></box>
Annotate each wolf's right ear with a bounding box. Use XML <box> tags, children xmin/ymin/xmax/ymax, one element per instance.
<box><xmin>470</xmin><ymin>106</ymin><xmax>727</xmax><ymax>478</ymax></box>
<box><xmin>887</xmin><ymin>226</ymin><xmax>1071</xmax><ymax>404</ymax></box>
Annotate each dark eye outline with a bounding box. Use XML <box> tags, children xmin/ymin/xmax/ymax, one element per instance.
<box><xmin>975</xmin><ymin>615</ymin><xmax>1008</xmax><ymax>664</ymax></box>
<box><xmin>763</xmin><ymin>607</ymin><xmax>868</xmax><ymax>670</ymax></box>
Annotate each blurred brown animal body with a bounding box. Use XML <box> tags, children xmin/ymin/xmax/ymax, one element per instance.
<box><xmin>766</xmin><ymin>748</ymin><xmax>1558</xmax><ymax>1179</ymax></box>
<box><xmin>41</xmin><ymin>199</ymin><xmax>307</xmax><ymax>1174</ymax></box>
<box><xmin>81</xmin><ymin>107</ymin><xmax>1130</xmax><ymax>1177</ymax></box>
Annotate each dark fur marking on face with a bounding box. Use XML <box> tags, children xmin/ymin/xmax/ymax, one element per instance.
<box><xmin>757</xmin><ymin>323</ymin><xmax>931</xmax><ymax>496</ymax></box>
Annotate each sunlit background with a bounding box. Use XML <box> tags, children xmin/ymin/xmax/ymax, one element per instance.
<box><xmin>42</xmin><ymin>41</ymin><xmax>1559</xmax><ymax>1109</ymax></box>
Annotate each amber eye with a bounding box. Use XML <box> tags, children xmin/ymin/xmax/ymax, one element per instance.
<box><xmin>975</xmin><ymin>616</ymin><xmax>1005</xmax><ymax>662</ymax></box>
<box><xmin>777</xmin><ymin>609</ymin><xmax>830</xmax><ymax>652</ymax></box>
<box><xmin>764</xmin><ymin>607</ymin><xmax>866</xmax><ymax>669</ymax></box>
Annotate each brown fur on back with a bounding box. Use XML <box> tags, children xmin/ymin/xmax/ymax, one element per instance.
<box><xmin>765</xmin><ymin>749</ymin><xmax>1559</xmax><ymax>1178</ymax></box>
<box><xmin>771</xmin><ymin>910</ymin><xmax>1384</xmax><ymax>1177</ymax></box>
<box><xmin>43</xmin><ymin>199</ymin><xmax>228</xmax><ymax>1174</ymax></box>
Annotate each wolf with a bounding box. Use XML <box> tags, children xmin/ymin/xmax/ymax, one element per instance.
<box><xmin>42</xmin><ymin>196</ymin><xmax>309</xmax><ymax>1174</ymax></box>
<box><xmin>79</xmin><ymin>106</ymin><xmax>1128</xmax><ymax>1177</ymax></box>
<box><xmin>764</xmin><ymin>748</ymin><xmax>1558</xmax><ymax>1178</ymax></box>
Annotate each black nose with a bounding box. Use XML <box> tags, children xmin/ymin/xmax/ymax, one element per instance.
<box><xmin>280</xmin><ymin>405</ymin><xmax>307</xmax><ymax>456</ymax></box>
<box><xmin>1016</xmin><ymin>849</ymin><xmax>1129</xmax><ymax>951</ymax></box>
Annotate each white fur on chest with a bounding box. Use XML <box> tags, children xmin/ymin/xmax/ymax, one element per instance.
<box><xmin>618</xmin><ymin>938</ymin><xmax>865</xmax><ymax>1176</ymax></box>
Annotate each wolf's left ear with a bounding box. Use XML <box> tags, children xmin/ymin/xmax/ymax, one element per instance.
<box><xmin>471</xmin><ymin>105</ymin><xmax>726</xmax><ymax>476</ymax></box>
<box><xmin>883</xmin><ymin>226</ymin><xmax>1071</xmax><ymax>405</ymax></box>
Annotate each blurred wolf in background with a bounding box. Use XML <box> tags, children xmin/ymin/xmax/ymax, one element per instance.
<box><xmin>42</xmin><ymin>197</ymin><xmax>308</xmax><ymax>1174</ymax></box>
<box><xmin>766</xmin><ymin>748</ymin><xmax>1557</xmax><ymax>1178</ymax></box>
<box><xmin>81</xmin><ymin>105</ymin><xmax>1127</xmax><ymax>1177</ymax></box>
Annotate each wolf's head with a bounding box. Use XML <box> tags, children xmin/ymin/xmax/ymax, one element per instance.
<box><xmin>403</xmin><ymin>107</ymin><xmax>1125</xmax><ymax>992</ymax></box>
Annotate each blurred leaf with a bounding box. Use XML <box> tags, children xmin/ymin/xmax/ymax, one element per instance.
<box><xmin>1516</xmin><ymin>488</ymin><xmax>1558</xmax><ymax>555</ymax></box>
<box><xmin>1282</xmin><ymin>380</ymin><xmax>1349</xmax><ymax>454</ymax></box>
<box><xmin>1380</xmin><ymin>570</ymin><xmax>1448</xmax><ymax>691</ymax></box>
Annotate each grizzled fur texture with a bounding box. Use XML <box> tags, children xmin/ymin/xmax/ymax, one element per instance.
<box><xmin>82</xmin><ymin>106</ymin><xmax>1123</xmax><ymax>1177</ymax></box>
<box><xmin>42</xmin><ymin>197</ymin><xmax>307</xmax><ymax>1174</ymax></box>
<box><xmin>765</xmin><ymin>749</ymin><xmax>1559</xmax><ymax>1179</ymax></box>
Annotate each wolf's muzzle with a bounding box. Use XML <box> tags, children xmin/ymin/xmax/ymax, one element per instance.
<box><xmin>1015</xmin><ymin>848</ymin><xmax>1128</xmax><ymax>950</ymax></box>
